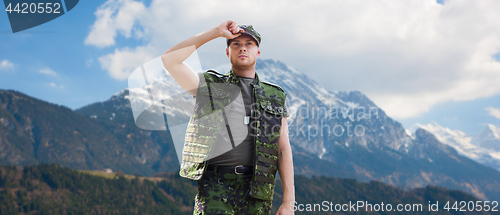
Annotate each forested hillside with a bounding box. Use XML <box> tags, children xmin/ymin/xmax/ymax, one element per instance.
<box><xmin>1</xmin><ymin>164</ymin><xmax>495</xmax><ymax>215</ymax></box>
<box><xmin>0</xmin><ymin>164</ymin><xmax>192</xmax><ymax>214</ymax></box>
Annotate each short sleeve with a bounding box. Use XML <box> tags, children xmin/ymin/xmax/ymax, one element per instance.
<box><xmin>284</xmin><ymin>94</ymin><xmax>290</xmax><ymax>118</ymax></box>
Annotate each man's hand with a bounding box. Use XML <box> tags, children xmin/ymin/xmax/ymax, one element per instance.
<box><xmin>216</xmin><ymin>20</ymin><xmax>243</xmax><ymax>39</ymax></box>
<box><xmin>277</xmin><ymin>204</ymin><xmax>294</xmax><ymax>215</ymax></box>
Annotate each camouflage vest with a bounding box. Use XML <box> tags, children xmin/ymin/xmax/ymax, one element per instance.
<box><xmin>179</xmin><ymin>69</ymin><xmax>287</xmax><ymax>201</ymax></box>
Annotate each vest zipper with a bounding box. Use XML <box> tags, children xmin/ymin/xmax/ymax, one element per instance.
<box><xmin>250</xmin><ymin>82</ymin><xmax>257</xmax><ymax>196</ymax></box>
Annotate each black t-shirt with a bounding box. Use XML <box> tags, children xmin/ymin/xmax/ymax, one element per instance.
<box><xmin>207</xmin><ymin>75</ymin><xmax>255</xmax><ymax>166</ymax></box>
<box><xmin>205</xmin><ymin>74</ymin><xmax>289</xmax><ymax>166</ymax></box>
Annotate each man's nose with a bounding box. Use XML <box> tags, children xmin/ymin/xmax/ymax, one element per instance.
<box><xmin>239</xmin><ymin>45</ymin><xmax>247</xmax><ymax>52</ymax></box>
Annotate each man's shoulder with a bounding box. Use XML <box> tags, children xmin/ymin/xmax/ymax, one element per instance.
<box><xmin>197</xmin><ymin>70</ymin><xmax>225</xmax><ymax>85</ymax></box>
<box><xmin>201</xmin><ymin>70</ymin><xmax>229</xmax><ymax>82</ymax></box>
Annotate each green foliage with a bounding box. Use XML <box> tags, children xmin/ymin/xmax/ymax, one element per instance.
<box><xmin>1</xmin><ymin>163</ymin><xmax>493</xmax><ymax>215</ymax></box>
<box><xmin>155</xmin><ymin>172</ymin><xmax>197</xmax><ymax>206</ymax></box>
<box><xmin>271</xmin><ymin>175</ymin><xmax>494</xmax><ymax>215</ymax></box>
<box><xmin>0</xmin><ymin>164</ymin><xmax>190</xmax><ymax>215</ymax></box>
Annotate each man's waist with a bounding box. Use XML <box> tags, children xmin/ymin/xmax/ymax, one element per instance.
<box><xmin>205</xmin><ymin>165</ymin><xmax>253</xmax><ymax>175</ymax></box>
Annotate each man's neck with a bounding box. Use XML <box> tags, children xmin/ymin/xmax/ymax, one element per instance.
<box><xmin>232</xmin><ymin>66</ymin><xmax>256</xmax><ymax>78</ymax></box>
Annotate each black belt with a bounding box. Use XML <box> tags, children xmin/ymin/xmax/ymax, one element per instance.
<box><xmin>206</xmin><ymin>165</ymin><xmax>253</xmax><ymax>175</ymax></box>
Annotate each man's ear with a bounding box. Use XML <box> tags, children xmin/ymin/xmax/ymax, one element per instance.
<box><xmin>257</xmin><ymin>48</ymin><xmax>261</xmax><ymax>57</ymax></box>
<box><xmin>226</xmin><ymin>48</ymin><xmax>229</xmax><ymax>58</ymax></box>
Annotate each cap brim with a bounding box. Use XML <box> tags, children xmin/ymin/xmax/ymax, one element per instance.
<box><xmin>226</xmin><ymin>33</ymin><xmax>260</xmax><ymax>47</ymax></box>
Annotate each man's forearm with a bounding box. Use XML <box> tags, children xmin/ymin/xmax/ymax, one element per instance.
<box><xmin>160</xmin><ymin>21</ymin><xmax>241</xmax><ymax>96</ymax></box>
<box><xmin>278</xmin><ymin>145</ymin><xmax>295</xmax><ymax>204</ymax></box>
<box><xmin>161</xmin><ymin>27</ymin><xmax>220</xmax><ymax>67</ymax></box>
<box><xmin>160</xmin><ymin>27</ymin><xmax>223</xmax><ymax>96</ymax></box>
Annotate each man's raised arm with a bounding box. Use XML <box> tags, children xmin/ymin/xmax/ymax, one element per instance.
<box><xmin>161</xmin><ymin>20</ymin><xmax>242</xmax><ymax>96</ymax></box>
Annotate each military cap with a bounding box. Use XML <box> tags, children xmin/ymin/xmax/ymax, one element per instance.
<box><xmin>227</xmin><ymin>25</ymin><xmax>261</xmax><ymax>47</ymax></box>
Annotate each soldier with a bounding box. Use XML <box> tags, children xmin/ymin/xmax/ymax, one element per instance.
<box><xmin>161</xmin><ymin>20</ymin><xmax>295</xmax><ymax>215</ymax></box>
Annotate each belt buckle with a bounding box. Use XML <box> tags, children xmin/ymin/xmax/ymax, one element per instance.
<box><xmin>235</xmin><ymin>165</ymin><xmax>244</xmax><ymax>175</ymax></box>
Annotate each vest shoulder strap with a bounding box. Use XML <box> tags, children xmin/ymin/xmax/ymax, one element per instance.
<box><xmin>206</xmin><ymin>70</ymin><xmax>226</xmax><ymax>77</ymax></box>
<box><xmin>204</xmin><ymin>70</ymin><xmax>231</xmax><ymax>84</ymax></box>
<box><xmin>260</xmin><ymin>80</ymin><xmax>287</xmax><ymax>94</ymax></box>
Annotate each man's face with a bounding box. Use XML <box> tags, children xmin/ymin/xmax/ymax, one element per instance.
<box><xmin>226</xmin><ymin>34</ymin><xmax>260</xmax><ymax>68</ymax></box>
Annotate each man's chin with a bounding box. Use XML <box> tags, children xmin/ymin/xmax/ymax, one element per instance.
<box><xmin>231</xmin><ymin>59</ymin><xmax>255</xmax><ymax>68</ymax></box>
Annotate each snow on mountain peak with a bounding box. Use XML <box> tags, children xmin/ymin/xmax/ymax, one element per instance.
<box><xmin>409</xmin><ymin>121</ymin><xmax>474</xmax><ymax>155</ymax></box>
<box><xmin>486</xmin><ymin>124</ymin><xmax>500</xmax><ymax>139</ymax></box>
<box><xmin>408</xmin><ymin>123</ymin><xmax>424</xmax><ymax>134</ymax></box>
<box><xmin>473</xmin><ymin>124</ymin><xmax>500</xmax><ymax>153</ymax></box>
<box><xmin>429</xmin><ymin>121</ymin><xmax>440</xmax><ymax>127</ymax></box>
<box><xmin>411</xmin><ymin>122</ymin><xmax>500</xmax><ymax>171</ymax></box>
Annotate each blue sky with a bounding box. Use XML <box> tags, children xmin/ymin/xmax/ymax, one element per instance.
<box><xmin>1</xmin><ymin>0</ymin><xmax>500</xmax><ymax>136</ymax></box>
<box><xmin>0</xmin><ymin>1</ymin><xmax>126</xmax><ymax>108</ymax></box>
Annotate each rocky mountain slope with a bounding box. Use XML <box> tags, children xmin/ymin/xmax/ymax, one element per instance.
<box><xmin>1</xmin><ymin>59</ymin><xmax>500</xmax><ymax>201</ymax></box>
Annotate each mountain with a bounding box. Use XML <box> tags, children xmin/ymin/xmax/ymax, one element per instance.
<box><xmin>0</xmin><ymin>90</ymin><xmax>178</xmax><ymax>176</ymax></box>
<box><xmin>84</xmin><ymin>58</ymin><xmax>500</xmax><ymax>200</ymax></box>
<box><xmin>473</xmin><ymin>124</ymin><xmax>500</xmax><ymax>151</ymax></box>
<box><xmin>74</xmin><ymin>89</ymin><xmax>180</xmax><ymax>174</ymax></box>
<box><xmin>250</xmin><ymin>60</ymin><xmax>500</xmax><ymax>201</ymax></box>
<box><xmin>410</xmin><ymin>122</ymin><xmax>500</xmax><ymax>171</ymax></box>
<box><xmin>1</xmin><ymin>163</ymin><xmax>495</xmax><ymax>215</ymax></box>
<box><xmin>2</xmin><ymin>59</ymin><xmax>500</xmax><ymax>201</ymax></box>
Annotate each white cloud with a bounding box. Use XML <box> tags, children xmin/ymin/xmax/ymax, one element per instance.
<box><xmin>39</xmin><ymin>67</ymin><xmax>57</xmax><ymax>76</ymax></box>
<box><xmin>84</xmin><ymin>0</ymin><xmax>146</xmax><ymax>48</ymax></box>
<box><xmin>485</xmin><ymin>107</ymin><xmax>500</xmax><ymax>119</ymax></box>
<box><xmin>0</xmin><ymin>60</ymin><xmax>14</xmax><ymax>70</ymax></box>
<box><xmin>49</xmin><ymin>82</ymin><xmax>64</xmax><ymax>88</ymax></box>
<box><xmin>86</xmin><ymin>0</ymin><xmax>500</xmax><ymax>118</ymax></box>
<box><xmin>98</xmin><ymin>46</ymin><xmax>155</xmax><ymax>80</ymax></box>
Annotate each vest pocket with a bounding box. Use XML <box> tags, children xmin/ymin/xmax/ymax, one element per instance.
<box><xmin>257</xmin><ymin>156</ymin><xmax>277</xmax><ymax>166</ymax></box>
<box><xmin>258</xmin><ymin>145</ymin><xmax>278</xmax><ymax>156</ymax></box>
<box><xmin>258</xmin><ymin>100</ymin><xmax>285</xmax><ymax>116</ymax></box>
<box><xmin>257</xmin><ymin>100</ymin><xmax>284</xmax><ymax>144</ymax></box>
<box><xmin>255</xmin><ymin>148</ymin><xmax>279</xmax><ymax>185</ymax></box>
